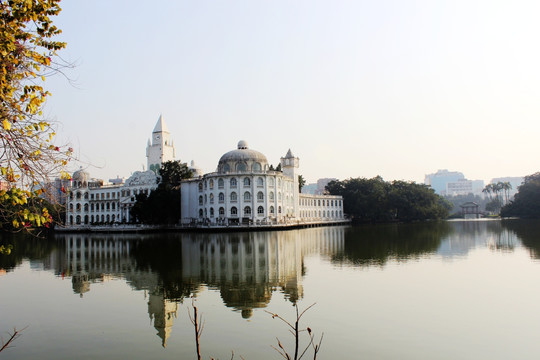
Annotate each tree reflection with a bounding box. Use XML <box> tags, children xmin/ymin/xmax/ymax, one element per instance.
<box><xmin>501</xmin><ymin>219</ymin><xmax>540</xmax><ymax>258</ymax></box>
<box><xmin>333</xmin><ymin>222</ymin><xmax>452</xmax><ymax>266</ymax></box>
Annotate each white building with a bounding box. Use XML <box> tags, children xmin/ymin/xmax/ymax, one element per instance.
<box><xmin>65</xmin><ymin>116</ymin><xmax>172</xmax><ymax>227</ymax></box>
<box><xmin>181</xmin><ymin>141</ymin><xmax>344</xmax><ymax>226</ymax></box>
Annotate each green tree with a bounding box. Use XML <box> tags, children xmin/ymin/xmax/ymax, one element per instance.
<box><xmin>0</xmin><ymin>0</ymin><xmax>71</xmax><ymax>231</ymax></box>
<box><xmin>501</xmin><ymin>173</ymin><xmax>540</xmax><ymax>218</ymax></box>
<box><xmin>326</xmin><ymin>176</ymin><xmax>449</xmax><ymax>223</ymax></box>
<box><xmin>131</xmin><ymin>161</ymin><xmax>192</xmax><ymax>225</ymax></box>
<box><xmin>298</xmin><ymin>175</ymin><xmax>305</xmax><ymax>193</ymax></box>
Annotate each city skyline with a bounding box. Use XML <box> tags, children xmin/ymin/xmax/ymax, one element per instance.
<box><xmin>45</xmin><ymin>1</ymin><xmax>540</xmax><ymax>184</ymax></box>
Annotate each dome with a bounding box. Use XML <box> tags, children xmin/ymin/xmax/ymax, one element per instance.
<box><xmin>217</xmin><ymin>141</ymin><xmax>268</xmax><ymax>174</ymax></box>
<box><xmin>72</xmin><ymin>168</ymin><xmax>89</xmax><ymax>183</ymax></box>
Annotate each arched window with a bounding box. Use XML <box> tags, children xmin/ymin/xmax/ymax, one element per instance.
<box><xmin>244</xmin><ymin>206</ymin><xmax>251</xmax><ymax>215</ymax></box>
<box><xmin>236</xmin><ymin>162</ymin><xmax>247</xmax><ymax>172</ymax></box>
<box><xmin>106</xmin><ymin>214</ymin><xmax>110</xmax><ymax>222</ymax></box>
<box><xmin>257</xmin><ymin>177</ymin><xmax>264</xmax><ymax>187</ymax></box>
<box><xmin>198</xmin><ymin>183</ymin><xmax>203</xmax><ymax>192</ymax></box>
<box><xmin>230</xmin><ymin>192</ymin><xmax>237</xmax><ymax>202</ymax></box>
<box><xmin>70</xmin><ymin>215</ymin><xmax>73</xmax><ymax>225</ymax></box>
<box><xmin>210</xmin><ymin>193</ymin><xmax>214</xmax><ymax>203</ymax></box>
<box><xmin>84</xmin><ymin>204</ymin><xmax>89</xmax><ymax>212</ymax></box>
<box><xmin>218</xmin><ymin>178</ymin><xmax>224</xmax><ymax>188</ymax></box>
<box><xmin>112</xmin><ymin>203</ymin><xmax>116</xmax><ymax>210</ymax></box>
<box><xmin>278</xmin><ymin>206</ymin><xmax>282</xmax><ymax>214</ymax></box>
<box><xmin>230</xmin><ymin>178</ymin><xmax>237</xmax><ymax>188</ymax></box>
<box><xmin>76</xmin><ymin>192</ymin><xmax>81</xmax><ymax>200</ymax></box>
<box><xmin>84</xmin><ymin>215</ymin><xmax>89</xmax><ymax>224</ymax></box>
<box><xmin>257</xmin><ymin>206</ymin><xmax>264</xmax><ymax>215</ymax></box>
<box><xmin>91</xmin><ymin>215</ymin><xmax>94</xmax><ymax>223</ymax></box>
<box><xmin>257</xmin><ymin>191</ymin><xmax>264</xmax><ymax>202</ymax></box>
<box><xmin>244</xmin><ymin>192</ymin><xmax>251</xmax><ymax>201</ymax></box>
<box><xmin>219</xmin><ymin>207</ymin><xmax>225</xmax><ymax>217</ymax></box>
<box><xmin>69</xmin><ymin>203</ymin><xmax>73</xmax><ymax>211</ymax></box>
<box><xmin>199</xmin><ymin>196</ymin><xmax>203</xmax><ymax>205</ymax></box>
<box><xmin>219</xmin><ymin>192</ymin><xmax>224</xmax><ymax>203</ymax></box>
<box><xmin>106</xmin><ymin>203</ymin><xmax>110</xmax><ymax>210</ymax></box>
<box><xmin>76</xmin><ymin>203</ymin><xmax>81</xmax><ymax>211</ymax></box>
<box><xmin>252</xmin><ymin>162</ymin><xmax>262</xmax><ymax>172</ymax></box>
<box><xmin>209</xmin><ymin>179</ymin><xmax>214</xmax><ymax>189</ymax></box>
<box><xmin>231</xmin><ymin>207</ymin><xmax>238</xmax><ymax>216</ymax></box>
<box><xmin>270</xmin><ymin>206</ymin><xmax>275</xmax><ymax>214</ymax></box>
<box><xmin>199</xmin><ymin>209</ymin><xmax>203</xmax><ymax>218</ymax></box>
<box><xmin>223</xmin><ymin>164</ymin><xmax>230</xmax><ymax>173</ymax></box>
<box><xmin>101</xmin><ymin>203</ymin><xmax>105</xmax><ymax>211</ymax></box>
<box><xmin>112</xmin><ymin>214</ymin><xmax>116</xmax><ymax>222</ymax></box>
<box><xmin>76</xmin><ymin>215</ymin><xmax>81</xmax><ymax>224</ymax></box>
<box><xmin>90</xmin><ymin>203</ymin><xmax>94</xmax><ymax>211</ymax></box>
<box><xmin>269</xmin><ymin>177</ymin><xmax>274</xmax><ymax>186</ymax></box>
<box><xmin>84</xmin><ymin>192</ymin><xmax>89</xmax><ymax>200</ymax></box>
<box><xmin>210</xmin><ymin>208</ymin><xmax>214</xmax><ymax>217</ymax></box>
<box><xmin>243</xmin><ymin>177</ymin><xmax>251</xmax><ymax>187</ymax></box>
<box><xmin>269</xmin><ymin>191</ymin><xmax>275</xmax><ymax>201</ymax></box>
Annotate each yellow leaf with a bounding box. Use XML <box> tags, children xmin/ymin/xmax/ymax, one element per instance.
<box><xmin>3</xmin><ymin>119</ymin><xmax>11</xmax><ymax>131</ymax></box>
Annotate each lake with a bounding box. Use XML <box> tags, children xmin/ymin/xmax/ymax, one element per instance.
<box><xmin>1</xmin><ymin>220</ymin><xmax>540</xmax><ymax>359</ymax></box>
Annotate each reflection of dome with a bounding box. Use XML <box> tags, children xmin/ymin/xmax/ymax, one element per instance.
<box><xmin>217</xmin><ymin>140</ymin><xmax>268</xmax><ymax>173</ymax></box>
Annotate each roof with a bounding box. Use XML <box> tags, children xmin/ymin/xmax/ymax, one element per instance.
<box><xmin>153</xmin><ymin>114</ymin><xmax>170</xmax><ymax>133</ymax></box>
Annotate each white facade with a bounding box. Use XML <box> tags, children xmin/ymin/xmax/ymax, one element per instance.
<box><xmin>146</xmin><ymin>114</ymin><xmax>176</xmax><ymax>174</ymax></box>
<box><xmin>181</xmin><ymin>141</ymin><xmax>344</xmax><ymax>226</ymax></box>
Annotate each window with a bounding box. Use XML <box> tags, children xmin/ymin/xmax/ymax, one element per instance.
<box><xmin>84</xmin><ymin>192</ymin><xmax>89</xmax><ymax>200</ymax></box>
<box><xmin>253</xmin><ymin>162</ymin><xmax>262</xmax><ymax>172</ymax></box>
<box><xmin>244</xmin><ymin>206</ymin><xmax>251</xmax><ymax>215</ymax></box>
<box><xmin>219</xmin><ymin>192</ymin><xmax>224</xmax><ymax>203</ymax></box>
<box><xmin>230</xmin><ymin>192</ymin><xmax>237</xmax><ymax>202</ymax></box>
<box><xmin>112</xmin><ymin>203</ymin><xmax>116</xmax><ymax>210</ymax></box>
<box><xmin>257</xmin><ymin>177</ymin><xmax>264</xmax><ymax>187</ymax></box>
<box><xmin>269</xmin><ymin>177</ymin><xmax>274</xmax><ymax>186</ymax></box>
<box><xmin>199</xmin><ymin>196</ymin><xmax>203</xmax><ymax>205</ymax></box>
<box><xmin>236</xmin><ymin>162</ymin><xmax>247</xmax><ymax>172</ymax></box>
<box><xmin>218</xmin><ymin>178</ymin><xmax>224</xmax><ymax>188</ymax></box>
<box><xmin>210</xmin><ymin>193</ymin><xmax>214</xmax><ymax>204</ymax></box>
<box><xmin>209</xmin><ymin>179</ymin><xmax>214</xmax><ymax>189</ymax></box>
<box><xmin>106</xmin><ymin>203</ymin><xmax>110</xmax><ymax>210</ymax></box>
<box><xmin>223</xmin><ymin>164</ymin><xmax>230</xmax><ymax>173</ymax></box>
<box><xmin>244</xmin><ymin>192</ymin><xmax>251</xmax><ymax>201</ymax></box>
<box><xmin>76</xmin><ymin>192</ymin><xmax>81</xmax><ymax>200</ymax></box>
<box><xmin>199</xmin><ymin>209</ymin><xmax>203</xmax><ymax>218</ymax></box>
<box><xmin>84</xmin><ymin>204</ymin><xmax>89</xmax><ymax>212</ymax></box>
<box><xmin>219</xmin><ymin>207</ymin><xmax>225</xmax><ymax>217</ymax></box>
<box><xmin>230</xmin><ymin>178</ymin><xmax>237</xmax><ymax>188</ymax></box>
<box><xmin>278</xmin><ymin>206</ymin><xmax>282</xmax><ymax>214</ymax></box>
<box><xmin>69</xmin><ymin>203</ymin><xmax>73</xmax><ymax>211</ymax></box>
<box><xmin>270</xmin><ymin>206</ymin><xmax>275</xmax><ymax>214</ymax></box>
<box><xmin>243</xmin><ymin>177</ymin><xmax>251</xmax><ymax>187</ymax></box>
<box><xmin>231</xmin><ymin>207</ymin><xmax>238</xmax><ymax>216</ymax></box>
<box><xmin>210</xmin><ymin>208</ymin><xmax>214</xmax><ymax>217</ymax></box>
<box><xmin>90</xmin><ymin>204</ymin><xmax>94</xmax><ymax>211</ymax></box>
<box><xmin>257</xmin><ymin>191</ymin><xmax>264</xmax><ymax>202</ymax></box>
<box><xmin>76</xmin><ymin>203</ymin><xmax>81</xmax><ymax>211</ymax></box>
<box><xmin>257</xmin><ymin>206</ymin><xmax>264</xmax><ymax>215</ymax></box>
<box><xmin>198</xmin><ymin>183</ymin><xmax>203</xmax><ymax>192</ymax></box>
<box><xmin>269</xmin><ymin>191</ymin><xmax>274</xmax><ymax>201</ymax></box>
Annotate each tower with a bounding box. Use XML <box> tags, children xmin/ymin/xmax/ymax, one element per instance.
<box><xmin>146</xmin><ymin>114</ymin><xmax>176</xmax><ymax>174</ymax></box>
<box><xmin>281</xmin><ymin>149</ymin><xmax>300</xmax><ymax>217</ymax></box>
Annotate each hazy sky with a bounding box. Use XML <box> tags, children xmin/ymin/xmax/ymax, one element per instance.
<box><xmin>45</xmin><ymin>0</ymin><xmax>540</xmax><ymax>184</ymax></box>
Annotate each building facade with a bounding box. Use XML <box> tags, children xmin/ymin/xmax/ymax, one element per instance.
<box><xmin>65</xmin><ymin>116</ymin><xmax>172</xmax><ymax>227</ymax></box>
<box><xmin>181</xmin><ymin>141</ymin><xmax>344</xmax><ymax>226</ymax></box>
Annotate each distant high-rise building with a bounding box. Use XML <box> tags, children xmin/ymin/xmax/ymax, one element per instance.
<box><xmin>424</xmin><ymin>170</ymin><xmax>465</xmax><ymax>194</ymax></box>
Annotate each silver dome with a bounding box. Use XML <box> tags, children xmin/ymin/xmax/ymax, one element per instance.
<box><xmin>218</xmin><ymin>141</ymin><xmax>268</xmax><ymax>173</ymax></box>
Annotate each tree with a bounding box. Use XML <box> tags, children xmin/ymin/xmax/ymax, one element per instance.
<box><xmin>298</xmin><ymin>175</ymin><xmax>305</xmax><ymax>193</ymax></box>
<box><xmin>326</xmin><ymin>176</ymin><xmax>450</xmax><ymax>223</ymax></box>
<box><xmin>0</xmin><ymin>0</ymin><xmax>71</xmax><ymax>230</ymax></box>
<box><xmin>131</xmin><ymin>161</ymin><xmax>192</xmax><ymax>225</ymax></box>
<box><xmin>501</xmin><ymin>172</ymin><xmax>540</xmax><ymax>218</ymax></box>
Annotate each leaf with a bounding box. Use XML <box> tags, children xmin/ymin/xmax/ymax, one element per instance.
<box><xmin>3</xmin><ymin>119</ymin><xmax>11</xmax><ymax>130</ymax></box>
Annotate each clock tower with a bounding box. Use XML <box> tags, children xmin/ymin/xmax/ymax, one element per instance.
<box><xmin>146</xmin><ymin>114</ymin><xmax>176</xmax><ymax>174</ymax></box>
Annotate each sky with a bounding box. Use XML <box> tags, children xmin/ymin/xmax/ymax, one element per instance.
<box><xmin>44</xmin><ymin>0</ymin><xmax>540</xmax><ymax>184</ymax></box>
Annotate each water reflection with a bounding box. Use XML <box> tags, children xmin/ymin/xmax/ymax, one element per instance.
<box><xmin>501</xmin><ymin>219</ymin><xmax>540</xmax><ymax>259</ymax></box>
<box><xmin>333</xmin><ymin>222</ymin><xmax>452</xmax><ymax>266</ymax></box>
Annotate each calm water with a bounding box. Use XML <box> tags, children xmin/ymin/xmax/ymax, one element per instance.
<box><xmin>2</xmin><ymin>220</ymin><xmax>540</xmax><ymax>359</ymax></box>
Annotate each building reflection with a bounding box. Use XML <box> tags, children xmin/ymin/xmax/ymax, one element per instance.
<box><xmin>49</xmin><ymin>227</ymin><xmax>344</xmax><ymax>344</ymax></box>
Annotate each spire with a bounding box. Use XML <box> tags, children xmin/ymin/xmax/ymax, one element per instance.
<box><xmin>153</xmin><ymin>114</ymin><xmax>169</xmax><ymax>133</ymax></box>
<box><xmin>285</xmin><ymin>149</ymin><xmax>294</xmax><ymax>158</ymax></box>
